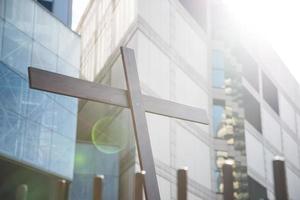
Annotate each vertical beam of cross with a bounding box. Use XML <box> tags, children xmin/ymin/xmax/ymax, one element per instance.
<box><xmin>121</xmin><ymin>47</ymin><xmax>161</xmax><ymax>200</ymax></box>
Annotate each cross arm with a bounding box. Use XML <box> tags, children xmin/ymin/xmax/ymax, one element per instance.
<box><xmin>28</xmin><ymin>67</ymin><xmax>208</xmax><ymax>125</ymax></box>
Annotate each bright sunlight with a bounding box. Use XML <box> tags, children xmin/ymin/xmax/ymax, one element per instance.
<box><xmin>223</xmin><ymin>0</ymin><xmax>300</xmax><ymax>83</ymax></box>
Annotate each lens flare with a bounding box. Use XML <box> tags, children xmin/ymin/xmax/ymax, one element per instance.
<box><xmin>91</xmin><ymin>117</ymin><xmax>129</xmax><ymax>154</ymax></box>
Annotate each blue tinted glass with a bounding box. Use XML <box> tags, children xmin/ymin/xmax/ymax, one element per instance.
<box><xmin>213</xmin><ymin>105</ymin><xmax>225</xmax><ymax>137</ymax></box>
<box><xmin>5</xmin><ymin>0</ymin><xmax>35</xmax><ymax>37</ymax></box>
<box><xmin>70</xmin><ymin>143</ymin><xmax>119</xmax><ymax>200</ymax></box>
<box><xmin>25</xmin><ymin>89</ymin><xmax>55</xmax><ymax>128</ymax></box>
<box><xmin>0</xmin><ymin>65</ymin><xmax>24</xmax><ymax>115</ymax></box>
<box><xmin>0</xmin><ymin>62</ymin><xmax>77</xmax><ymax>178</ymax></box>
<box><xmin>53</xmin><ymin>105</ymin><xmax>77</xmax><ymax>140</ymax></box>
<box><xmin>2</xmin><ymin>22</ymin><xmax>32</xmax><ymax>76</ymax></box>
<box><xmin>50</xmin><ymin>133</ymin><xmax>75</xmax><ymax>178</ymax></box>
<box><xmin>212</xmin><ymin>69</ymin><xmax>224</xmax><ymax>88</ymax></box>
<box><xmin>32</xmin><ymin>42</ymin><xmax>57</xmax><ymax>73</ymax></box>
<box><xmin>0</xmin><ymin>19</ymin><xmax>3</xmax><ymax>56</ymax></box>
<box><xmin>22</xmin><ymin>119</ymin><xmax>41</xmax><ymax>164</ymax></box>
<box><xmin>57</xmin><ymin>58</ymin><xmax>80</xmax><ymax>78</ymax></box>
<box><xmin>212</xmin><ymin>50</ymin><xmax>224</xmax><ymax>69</ymax></box>
<box><xmin>70</xmin><ymin>174</ymin><xmax>93</xmax><ymax>200</ymax></box>
<box><xmin>0</xmin><ymin>109</ymin><xmax>23</xmax><ymax>157</ymax></box>
<box><xmin>0</xmin><ymin>0</ymin><xmax>4</xmax><ymax>19</ymax></box>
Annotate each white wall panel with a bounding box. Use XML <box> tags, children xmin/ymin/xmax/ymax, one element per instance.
<box><xmin>157</xmin><ymin>176</ymin><xmax>171</xmax><ymax>200</ymax></box>
<box><xmin>267</xmin><ymin>190</ymin><xmax>275</xmax><ymax>200</ymax></box>
<box><xmin>138</xmin><ymin>0</ymin><xmax>170</xmax><ymax>44</ymax></box>
<box><xmin>175</xmin><ymin>67</ymin><xmax>208</xmax><ymax>110</ymax></box>
<box><xmin>264</xmin><ymin>148</ymin><xmax>274</xmax><ymax>186</ymax></box>
<box><xmin>189</xmin><ymin>192</ymin><xmax>203</xmax><ymax>200</ymax></box>
<box><xmin>279</xmin><ymin>93</ymin><xmax>296</xmax><ymax>133</ymax></box>
<box><xmin>286</xmin><ymin>168</ymin><xmax>300</xmax><ymax>200</ymax></box>
<box><xmin>296</xmin><ymin>114</ymin><xmax>300</xmax><ymax>139</ymax></box>
<box><xmin>135</xmin><ymin>32</ymin><xmax>170</xmax><ymax>100</ymax></box>
<box><xmin>172</xmin><ymin>11</ymin><xmax>207</xmax><ymax>80</ymax></box>
<box><xmin>175</xmin><ymin>124</ymin><xmax>211</xmax><ymax>188</ymax></box>
<box><xmin>147</xmin><ymin>113</ymin><xmax>170</xmax><ymax>166</ymax></box>
<box><xmin>245</xmin><ymin>130</ymin><xmax>265</xmax><ymax>178</ymax></box>
<box><xmin>282</xmin><ymin>130</ymin><xmax>299</xmax><ymax>168</ymax></box>
<box><xmin>262</xmin><ymin>108</ymin><xmax>282</xmax><ymax>152</ymax></box>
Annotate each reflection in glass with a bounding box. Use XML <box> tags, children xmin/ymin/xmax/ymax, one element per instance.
<box><xmin>5</xmin><ymin>0</ymin><xmax>35</xmax><ymax>37</ymax></box>
<box><xmin>0</xmin><ymin>62</ymin><xmax>78</xmax><ymax>178</ymax></box>
<box><xmin>213</xmin><ymin>69</ymin><xmax>225</xmax><ymax>88</ymax></box>
<box><xmin>34</xmin><ymin>4</ymin><xmax>59</xmax><ymax>53</ymax></box>
<box><xmin>2</xmin><ymin>22</ymin><xmax>32</xmax><ymax>76</ymax></box>
<box><xmin>212</xmin><ymin>47</ymin><xmax>249</xmax><ymax>199</ymax></box>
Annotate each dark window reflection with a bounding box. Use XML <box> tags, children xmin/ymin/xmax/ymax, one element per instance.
<box><xmin>243</xmin><ymin>88</ymin><xmax>262</xmax><ymax>133</ymax></box>
<box><xmin>37</xmin><ymin>0</ymin><xmax>54</xmax><ymax>12</ymax></box>
<box><xmin>262</xmin><ymin>72</ymin><xmax>279</xmax><ymax>114</ymax></box>
<box><xmin>248</xmin><ymin>176</ymin><xmax>268</xmax><ymax>200</ymax></box>
<box><xmin>232</xmin><ymin>46</ymin><xmax>259</xmax><ymax>92</ymax></box>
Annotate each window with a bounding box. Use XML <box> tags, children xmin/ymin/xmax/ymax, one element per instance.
<box><xmin>213</xmin><ymin>99</ymin><xmax>225</xmax><ymax>137</ymax></box>
<box><xmin>232</xmin><ymin>46</ymin><xmax>259</xmax><ymax>91</ymax></box>
<box><xmin>248</xmin><ymin>176</ymin><xmax>268</xmax><ymax>200</ymax></box>
<box><xmin>243</xmin><ymin>88</ymin><xmax>262</xmax><ymax>133</ymax></box>
<box><xmin>179</xmin><ymin>0</ymin><xmax>207</xmax><ymax>30</ymax></box>
<box><xmin>212</xmin><ymin>50</ymin><xmax>225</xmax><ymax>88</ymax></box>
<box><xmin>37</xmin><ymin>0</ymin><xmax>54</xmax><ymax>12</ymax></box>
<box><xmin>262</xmin><ymin>72</ymin><xmax>279</xmax><ymax>114</ymax></box>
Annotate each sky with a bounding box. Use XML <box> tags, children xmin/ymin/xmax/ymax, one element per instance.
<box><xmin>72</xmin><ymin>0</ymin><xmax>300</xmax><ymax>84</ymax></box>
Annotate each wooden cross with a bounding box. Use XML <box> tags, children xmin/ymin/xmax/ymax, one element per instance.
<box><xmin>28</xmin><ymin>47</ymin><xmax>209</xmax><ymax>200</ymax></box>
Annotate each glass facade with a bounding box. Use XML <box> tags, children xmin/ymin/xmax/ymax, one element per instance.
<box><xmin>212</xmin><ymin>48</ymin><xmax>250</xmax><ymax>199</ymax></box>
<box><xmin>0</xmin><ymin>0</ymin><xmax>80</xmax><ymax>179</ymax></box>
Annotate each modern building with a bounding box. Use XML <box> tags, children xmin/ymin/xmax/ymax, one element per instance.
<box><xmin>0</xmin><ymin>0</ymin><xmax>79</xmax><ymax>198</ymax></box>
<box><xmin>75</xmin><ymin>0</ymin><xmax>300</xmax><ymax>200</ymax></box>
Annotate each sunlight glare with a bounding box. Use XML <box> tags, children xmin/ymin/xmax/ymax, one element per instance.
<box><xmin>222</xmin><ymin>0</ymin><xmax>300</xmax><ymax>83</ymax></box>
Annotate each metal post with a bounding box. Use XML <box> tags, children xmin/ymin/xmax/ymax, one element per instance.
<box><xmin>16</xmin><ymin>184</ymin><xmax>28</xmax><ymax>200</ymax></box>
<box><xmin>177</xmin><ymin>167</ymin><xmax>188</xmax><ymax>200</ymax></box>
<box><xmin>222</xmin><ymin>162</ymin><xmax>234</xmax><ymax>200</ymax></box>
<box><xmin>93</xmin><ymin>175</ymin><xmax>104</xmax><ymax>200</ymax></box>
<box><xmin>273</xmin><ymin>156</ymin><xmax>288</xmax><ymax>200</ymax></box>
<box><xmin>135</xmin><ymin>171</ymin><xmax>146</xmax><ymax>200</ymax></box>
<box><xmin>57</xmin><ymin>180</ymin><xmax>69</xmax><ymax>200</ymax></box>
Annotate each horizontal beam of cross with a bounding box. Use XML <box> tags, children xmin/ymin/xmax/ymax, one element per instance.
<box><xmin>28</xmin><ymin>67</ymin><xmax>208</xmax><ymax>125</ymax></box>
